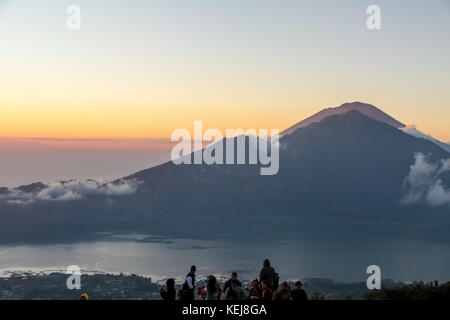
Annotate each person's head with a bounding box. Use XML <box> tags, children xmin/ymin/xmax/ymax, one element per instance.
<box><xmin>166</xmin><ymin>278</ymin><xmax>175</xmax><ymax>289</ymax></box>
<box><xmin>79</xmin><ymin>293</ymin><xmax>88</xmax><ymax>301</ymax></box>
<box><xmin>261</xmin><ymin>280</ymin><xmax>270</xmax><ymax>290</ymax></box>
<box><xmin>251</xmin><ymin>279</ymin><xmax>259</xmax><ymax>288</ymax></box>
<box><xmin>190</xmin><ymin>265</ymin><xmax>196</xmax><ymax>274</ymax></box>
<box><xmin>295</xmin><ymin>281</ymin><xmax>302</xmax><ymax>290</ymax></box>
<box><xmin>231</xmin><ymin>272</ymin><xmax>238</xmax><ymax>280</ymax></box>
<box><xmin>207</xmin><ymin>275</ymin><xmax>217</xmax><ymax>292</ymax></box>
<box><xmin>263</xmin><ymin>259</ymin><xmax>271</xmax><ymax>267</ymax></box>
<box><xmin>281</xmin><ymin>281</ymin><xmax>289</xmax><ymax>291</ymax></box>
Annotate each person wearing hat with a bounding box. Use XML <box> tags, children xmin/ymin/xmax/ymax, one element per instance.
<box><xmin>79</xmin><ymin>293</ymin><xmax>89</xmax><ymax>300</ymax></box>
<box><xmin>180</xmin><ymin>265</ymin><xmax>196</xmax><ymax>301</ymax></box>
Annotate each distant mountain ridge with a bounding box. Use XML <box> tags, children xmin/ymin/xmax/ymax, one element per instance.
<box><xmin>1</xmin><ymin>106</ymin><xmax>450</xmax><ymax>243</ymax></box>
<box><xmin>281</xmin><ymin>102</ymin><xmax>405</xmax><ymax>136</ymax></box>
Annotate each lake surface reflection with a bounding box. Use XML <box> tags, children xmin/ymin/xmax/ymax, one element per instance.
<box><xmin>1</xmin><ymin>233</ymin><xmax>449</xmax><ymax>283</ymax></box>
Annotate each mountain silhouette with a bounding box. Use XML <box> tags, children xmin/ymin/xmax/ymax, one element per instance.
<box><xmin>281</xmin><ymin>102</ymin><xmax>405</xmax><ymax>136</ymax></box>
<box><xmin>1</xmin><ymin>109</ymin><xmax>449</xmax><ymax>243</ymax></box>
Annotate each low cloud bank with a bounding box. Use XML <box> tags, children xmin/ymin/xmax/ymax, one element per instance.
<box><xmin>402</xmin><ymin>153</ymin><xmax>450</xmax><ymax>206</ymax></box>
<box><xmin>0</xmin><ymin>179</ymin><xmax>139</xmax><ymax>205</ymax></box>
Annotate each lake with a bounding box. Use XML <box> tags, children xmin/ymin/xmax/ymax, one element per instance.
<box><xmin>1</xmin><ymin>233</ymin><xmax>450</xmax><ymax>283</ymax></box>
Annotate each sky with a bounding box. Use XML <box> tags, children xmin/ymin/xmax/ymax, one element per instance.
<box><xmin>0</xmin><ymin>0</ymin><xmax>449</xmax><ymax>186</ymax></box>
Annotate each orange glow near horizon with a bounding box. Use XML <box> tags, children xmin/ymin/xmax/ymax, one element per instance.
<box><xmin>2</xmin><ymin>97</ymin><xmax>450</xmax><ymax>143</ymax></box>
<box><xmin>1</xmin><ymin>2</ymin><xmax>449</xmax><ymax>143</ymax></box>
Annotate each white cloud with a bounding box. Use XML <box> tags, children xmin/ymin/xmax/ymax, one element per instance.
<box><xmin>439</xmin><ymin>159</ymin><xmax>450</xmax><ymax>173</ymax></box>
<box><xmin>0</xmin><ymin>179</ymin><xmax>139</xmax><ymax>204</ymax></box>
<box><xmin>426</xmin><ymin>181</ymin><xmax>450</xmax><ymax>206</ymax></box>
<box><xmin>402</xmin><ymin>153</ymin><xmax>450</xmax><ymax>206</ymax></box>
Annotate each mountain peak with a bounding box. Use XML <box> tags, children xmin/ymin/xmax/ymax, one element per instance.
<box><xmin>281</xmin><ymin>102</ymin><xmax>405</xmax><ymax>136</ymax></box>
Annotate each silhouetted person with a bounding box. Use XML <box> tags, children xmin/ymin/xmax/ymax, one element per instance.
<box><xmin>223</xmin><ymin>272</ymin><xmax>242</xmax><ymax>292</ymax></box>
<box><xmin>160</xmin><ymin>278</ymin><xmax>176</xmax><ymax>300</ymax></box>
<box><xmin>206</xmin><ymin>275</ymin><xmax>222</xmax><ymax>300</ymax></box>
<box><xmin>248</xmin><ymin>279</ymin><xmax>262</xmax><ymax>300</ymax></box>
<box><xmin>291</xmin><ymin>281</ymin><xmax>308</xmax><ymax>301</ymax></box>
<box><xmin>273</xmin><ymin>281</ymin><xmax>291</xmax><ymax>300</ymax></box>
<box><xmin>273</xmin><ymin>272</ymin><xmax>280</xmax><ymax>291</ymax></box>
<box><xmin>259</xmin><ymin>259</ymin><xmax>276</xmax><ymax>289</ymax></box>
<box><xmin>197</xmin><ymin>279</ymin><xmax>207</xmax><ymax>300</ymax></box>
<box><xmin>225</xmin><ymin>286</ymin><xmax>238</xmax><ymax>300</ymax></box>
<box><xmin>222</xmin><ymin>282</ymin><xmax>247</xmax><ymax>300</ymax></box>
<box><xmin>180</xmin><ymin>265</ymin><xmax>196</xmax><ymax>301</ymax></box>
<box><xmin>261</xmin><ymin>280</ymin><xmax>273</xmax><ymax>300</ymax></box>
